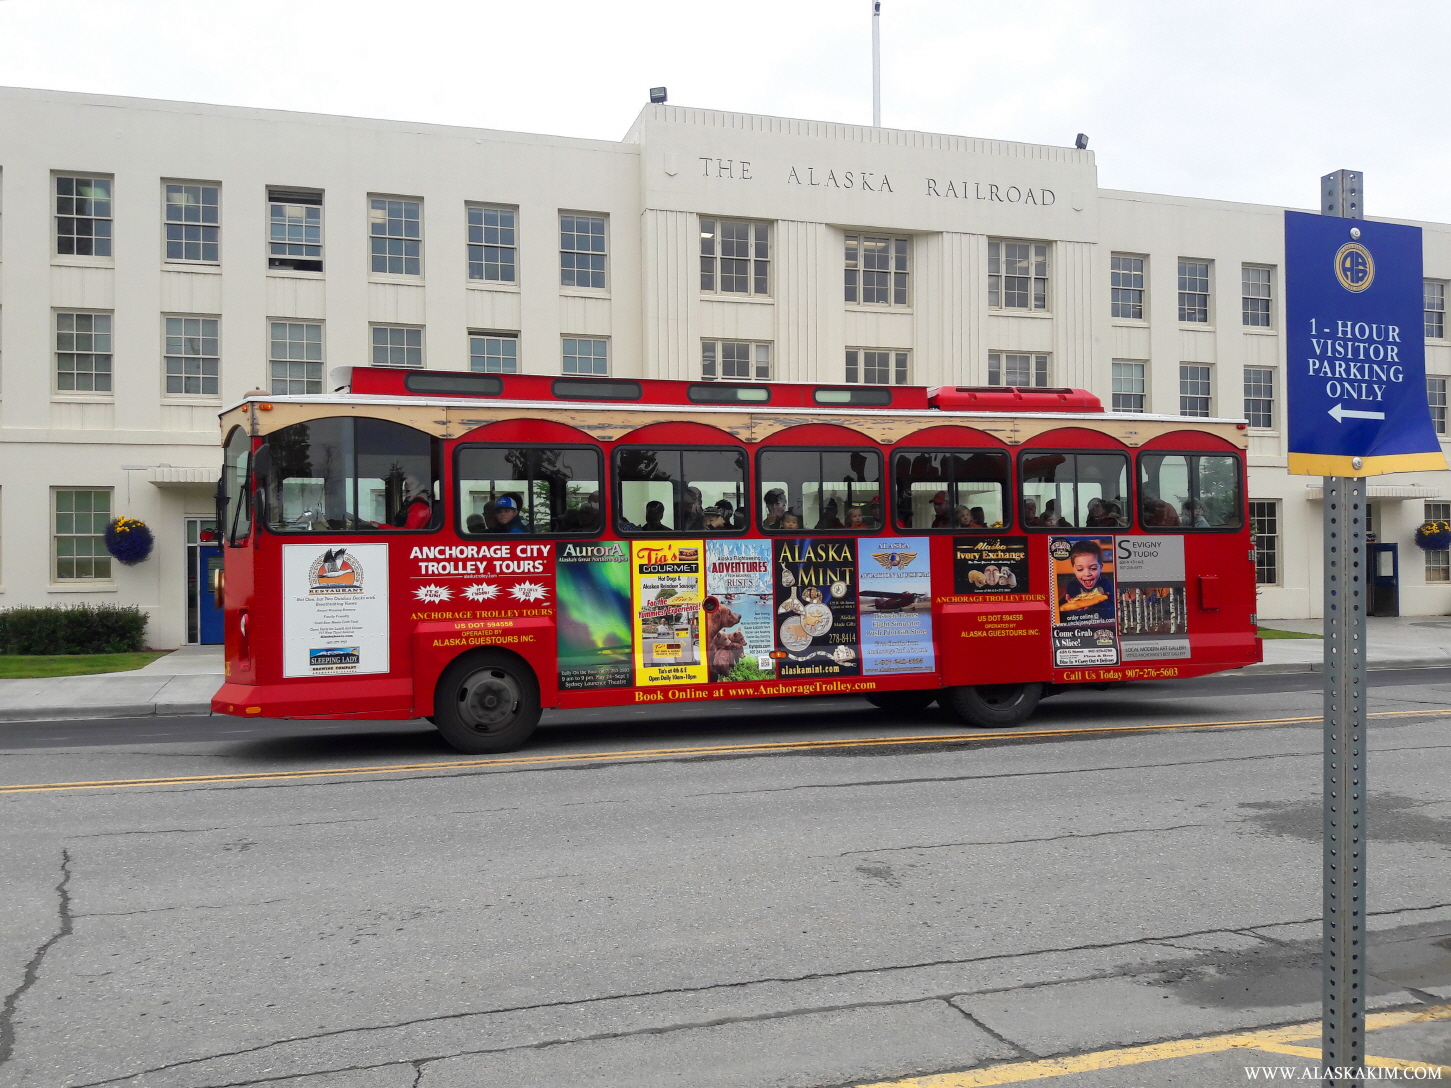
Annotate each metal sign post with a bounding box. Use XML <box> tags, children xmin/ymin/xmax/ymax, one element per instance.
<box><xmin>1285</xmin><ymin>175</ymin><xmax>1446</xmax><ymax>1087</ymax></box>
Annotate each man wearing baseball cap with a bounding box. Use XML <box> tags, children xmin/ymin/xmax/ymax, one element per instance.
<box><xmin>931</xmin><ymin>491</ymin><xmax>953</xmax><ymax>528</ymax></box>
<box><xmin>490</xmin><ymin>495</ymin><xmax>529</xmax><ymax>534</ymax></box>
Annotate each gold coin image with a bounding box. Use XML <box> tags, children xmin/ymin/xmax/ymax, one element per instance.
<box><xmin>780</xmin><ymin>616</ymin><xmax>812</xmax><ymax>652</ymax></box>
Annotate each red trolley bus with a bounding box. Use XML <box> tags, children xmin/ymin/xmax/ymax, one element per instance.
<box><xmin>212</xmin><ymin>368</ymin><xmax>1259</xmax><ymax>752</ymax></box>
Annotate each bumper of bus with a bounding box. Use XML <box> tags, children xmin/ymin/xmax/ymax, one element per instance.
<box><xmin>212</xmin><ymin>680</ymin><xmax>417</xmax><ymax>720</ymax></box>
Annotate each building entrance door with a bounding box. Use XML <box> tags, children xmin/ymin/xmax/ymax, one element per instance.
<box><xmin>186</xmin><ymin>518</ymin><xmax>222</xmax><ymax>644</ymax></box>
<box><xmin>1369</xmin><ymin>542</ymin><xmax>1400</xmax><ymax>618</ymax></box>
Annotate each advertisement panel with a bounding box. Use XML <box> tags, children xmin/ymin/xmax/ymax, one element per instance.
<box><xmin>631</xmin><ymin>541</ymin><xmax>707</xmax><ymax>686</ymax></box>
<box><xmin>556</xmin><ymin>541</ymin><xmax>633</xmax><ymax>690</ymax></box>
<box><xmin>952</xmin><ymin>536</ymin><xmax>1031</xmax><ymax>595</ymax></box>
<box><xmin>282</xmin><ymin>543</ymin><xmax>391</xmax><ymax>678</ymax></box>
<box><xmin>773</xmin><ymin>539</ymin><xmax>860</xmax><ymax>678</ymax></box>
<box><xmin>858</xmin><ymin>536</ymin><xmax>935</xmax><ymax>675</ymax></box>
<box><xmin>1048</xmin><ymin>536</ymin><xmax>1119</xmax><ymax>667</ymax></box>
<box><xmin>705</xmin><ymin>539</ymin><xmax>776</xmax><ymax>682</ymax></box>
<box><xmin>1115</xmin><ymin>536</ymin><xmax>1190</xmax><ymax>661</ymax></box>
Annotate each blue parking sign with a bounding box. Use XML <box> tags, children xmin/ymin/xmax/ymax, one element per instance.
<box><xmin>1285</xmin><ymin>210</ymin><xmax>1446</xmax><ymax>475</ymax></box>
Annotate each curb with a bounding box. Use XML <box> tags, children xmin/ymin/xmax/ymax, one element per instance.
<box><xmin>0</xmin><ymin>701</ymin><xmax>216</xmax><ymax>724</ymax></box>
<box><xmin>1238</xmin><ymin>657</ymin><xmax>1451</xmax><ymax>676</ymax></box>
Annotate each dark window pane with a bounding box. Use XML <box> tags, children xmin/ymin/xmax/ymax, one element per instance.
<box><xmin>759</xmin><ymin>448</ymin><xmax>882</xmax><ymax>532</ymax></box>
<box><xmin>1019</xmin><ymin>452</ymin><xmax>1128</xmax><ymax>528</ymax></box>
<box><xmin>615</xmin><ymin>448</ymin><xmax>747</xmax><ymax>534</ymax></box>
<box><xmin>456</xmin><ymin>446</ymin><xmax>603</xmax><ymax>534</ymax></box>
<box><xmin>891</xmin><ymin>450</ymin><xmax>1009</xmax><ymax>530</ymax></box>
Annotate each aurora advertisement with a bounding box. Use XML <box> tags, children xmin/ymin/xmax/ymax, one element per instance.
<box><xmin>555</xmin><ymin>541</ymin><xmax>633</xmax><ymax>690</ymax></box>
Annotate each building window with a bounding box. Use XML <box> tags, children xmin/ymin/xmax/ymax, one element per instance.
<box><xmin>1242</xmin><ymin>266</ymin><xmax>1273</xmax><ymax>327</ymax></box>
<box><xmin>371</xmin><ymin>325</ymin><xmax>423</xmax><ymax>368</ymax></box>
<box><xmin>1426</xmin><ymin>282</ymin><xmax>1446</xmax><ymax>340</ymax></box>
<box><xmin>268</xmin><ymin>189</ymin><xmax>323</xmax><ymax>272</ymax></box>
<box><xmin>988</xmin><ymin>241</ymin><xmax>1048</xmax><ymax>310</ymax></box>
<box><xmin>702</xmin><ymin>340</ymin><xmax>772</xmax><ymax>381</ymax></box>
<box><xmin>54</xmin><ymin>489</ymin><xmax>112</xmax><ymax>581</ymax></box>
<box><xmin>845</xmin><ymin>234</ymin><xmax>908</xmax><ymax>305</ymax></box>
<box><xmin>369</xmin><ymin>197</ymin><xmax>422</xmax><ymax>276</ymax></box>
<box><xmin>164</xmin><ymin>183</ymin><xmax>220</xmax><ymax>263</ymax></box>
<box><xmin>1111</xmin><ymin>361</ymin><xmax>1146</xmax><ymax>412</ymax></box>
<box><xmin>701</xmin><ymin>219</ymin><xmax>770</xmax><ymax>296</ymax></box>
<box><xmin>1427</xmin><ymin>503</ymin><xmax>1451</xmax><ymax>582</ymax></box>
<box><xmin>1110</xmin><ymin>254</ymin><xmax>1145</xmax><ymax>320</ymax></box>
<box><xmin>470</xmin><ymin>334</ymin><xmax>519</xmax><ymax>374</ymax></box>
<box><xmin>467</xmin><ymin>206</ymin><xmax>517</xmax><ymax>283</ymax></box>
<box><xmin>846</xmin><ymin>349</ymin><xmax>909</xmax><ymax>385</ymax></box>
<box><xmin>269</xmin><ymin>321</ymin><xmax>323</xmax><ymax>394</ymax></box>
<box><xmin>1244</xmin><ymin>367</ymin><xmax>1276</xmax><ymax>429</ymax></box>
<box><xmin>1179</xmin><ymin>363</ymin><xmax>1212</xmax><ymax>417</ymax></box>
<box><xmin>1178</xmin><ymin>259</ymin><xmax>1210</xmax><ymax>323</ymax></box>
<box><xmin>563</xmin><ymin>337</ymin><xmax>608</xmax><ymax>376</ymax></box>
<box><xmin>1429</xmin><ymin>377</ymin><xmax>1448</xmax><ymax>435</ymax></box>
<box><xmin>988</xmin><ymin>352</ymin><xmax>1049</xmax><ymax>388</ymax></box>
<box><xmin>560</xmin><ymin>214</ymin><xmax>607</xmax><ymax>289</ymax></box>
<box><xmin>55</xmin><ymin>175</ymin><xmax>112</xmax><ymax>258</ymax></box>
<box><xmin>1249</xmin><ymin>500</ymin><xmax>1278</xmax><ymax>586</ymax></box>
<box><xmin>164</xmin><ymin>316</ymin><xmax>220</xmax><ymax>396</ymax></box>
<box><xmin>55</xmin><ymin>312</ymin><xmax>113</xmax><ymax>393</ymax></box>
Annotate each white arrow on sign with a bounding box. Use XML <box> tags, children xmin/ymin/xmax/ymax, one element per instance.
<box><xmin>1328</xmin><ymin>403</ymin><xmax>1386</xmax><ymax>423</ymax></box>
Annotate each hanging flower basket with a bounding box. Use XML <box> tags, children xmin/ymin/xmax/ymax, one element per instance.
<box><xmin>105</xmin><ymin>516</ymin><xmax>155</xmax><ymax>565</ymax></box>
<box><xmin>1416</xmin><ymin>521</ymin><xmax>1451</xmax><ymax>551</ymax></box>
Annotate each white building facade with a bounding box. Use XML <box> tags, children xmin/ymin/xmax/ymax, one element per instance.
<box><xmin>1</xmin><ymin>86</ymin><xmax>1448</xmax><ymax>647</ymax></box>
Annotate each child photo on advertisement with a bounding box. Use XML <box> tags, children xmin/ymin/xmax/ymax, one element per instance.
<box><xmin>1058</xmin><ymin>539</ymin><xmax>1114</xmax><ymax>622</ymax></box>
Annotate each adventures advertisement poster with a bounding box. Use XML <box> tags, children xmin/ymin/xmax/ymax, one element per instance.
<box><xmin>772</xmin><ymin>538</ymin><xmax>860</xmax><ymax>678</ymax></box>
<box><xmin>705</xmin><ymin>539</ymin><xmax>776</xmax><ymax>682</ymax></box>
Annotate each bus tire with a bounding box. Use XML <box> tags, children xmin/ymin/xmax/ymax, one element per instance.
<box><xmin>943</xmin><ymin>682</ymin><xmax>1043</xmax><ymax>729</ymax></box>
<box><xmin>432</xmin><ymin>651</ymin><xmax>541</xmax><ymax>754</ymax></box>
<box><xmin>865</xmin><ymin>691</ymin><xmax>938</xmax><ymax>713</ymax></box>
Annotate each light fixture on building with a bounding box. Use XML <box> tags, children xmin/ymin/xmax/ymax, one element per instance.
<box><xmin>1075</xmin><ymin>133</ymin><xmax>1089</xmax><ymax>150</ymax></box>
<box><xmin>650</xmin><ymin>87</ymin><xmax>667</xmax><ymax>104</ymax></box>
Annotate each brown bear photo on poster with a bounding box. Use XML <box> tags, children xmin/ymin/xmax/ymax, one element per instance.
<box><xmin>707</xmin><ymin>602</ymin><xmax>747</xmax><ymax>679</ymax></box>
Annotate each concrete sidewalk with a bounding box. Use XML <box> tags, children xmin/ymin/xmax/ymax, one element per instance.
<box><xmin>0</xmin><ymin>645</ymin><xmax>224</xmax><ymax>723</ymax></box>
<box><xmin>0</xmin><ymin>618</ymin><xmax>1448</xmax><ymax>723</ymax></box>
<box><xmin>1248</xmin><ymin>614</ymin><xmax>1451</xmax><ymax>674</ymax></box>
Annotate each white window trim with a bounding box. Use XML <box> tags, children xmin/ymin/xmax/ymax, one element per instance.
<box><xmin>1177</xmin><ymin>258</ymin><xmax>1214</xmax><ymax>328</ymax></box>
<box><xmin>561</xmin><ymin>335</ymin><xmax>610</xmax><ymax>376</ymax></box>
<box><xmin>369</xmin><ymin>323</ymin><xmax>426</xmax><ymax>369</ymax></box>
<box><xmin>161</xmin><ymin>179</ymin><xmax>223</xmax><ymax>270</ymax></box>
<box><xmin>1109</xmin><ymin>253</ymin><xmax>1149</xmax><ymax>325</ymax></box>
<box><xmin>465</xmin><ymin>203</ymin><xmax>521</xmax><ymax>292</ymax></box>
<box><xmin>559</xmin><ymin>211</ymin><xmax>610</xmax><ymax>295</ymax></box>
<box><xmin>161</xmin><ymin>312</ymin><xmax>223</xmax><ymax>402</ymax></box>
<box><xmin>701</xmin><ymin>339</ymin><xmax>774</xmax><ymax>382</ymax></box>
<box><xmin>52</xmin><ymin>171</ymin><xmax>115</xmax><ymax>267</ymax></box>
<box><xmin>367</xmin><ymin>194</ymin><xmax>425</xmax><ymax>282</ymax></box>
<box><xmin>52</xmin><ymin>308</ymin><xmax>116</xmax><ymax>400</ymax></box>
<box><xmin>844</xmin><ymin>232</ymin><xmax>911</xmax><ymax>310</ymax></box>
<box><xmin>50</xmin><ymin>486</ymin><xmax>116</xmax><ymax>587</ymax></box>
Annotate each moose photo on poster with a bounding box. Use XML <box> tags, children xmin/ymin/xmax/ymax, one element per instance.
<box><xmin>1049</xmin><ymin>536</ymin><xmax>1119</xmax><ymax>667</ymax></box>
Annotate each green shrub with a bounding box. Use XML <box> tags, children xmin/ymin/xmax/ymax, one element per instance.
<box><xmin>0</xmin><ymin>604</ymin><xmax>149</xmax><ymax>655</ymax></box>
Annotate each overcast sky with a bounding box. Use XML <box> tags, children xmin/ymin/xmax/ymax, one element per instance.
<box><xmin>1</xmin><ymin>0</ymin><xmax>1447</xmax><ymax>221</ymax></box>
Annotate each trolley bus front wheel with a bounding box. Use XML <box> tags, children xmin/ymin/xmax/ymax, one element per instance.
<box><xmin>943</xmin><ymin>682</ymin><xmax>1043</xmax><ymax>729</ymax></box>
<box><xmin>432</xmin><ymin>651</ymin><xmax>542</xmax><ymax>753</ymax></box>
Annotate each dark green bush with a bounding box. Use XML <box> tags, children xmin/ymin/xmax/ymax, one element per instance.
<box><xmin>0</xmin><ymin>604</ymin><xmax>149</xmax><ymax>655</ymax></box>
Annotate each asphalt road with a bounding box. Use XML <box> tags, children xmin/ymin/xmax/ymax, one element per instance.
<box><xmin>2</xmin><ymin>669</ymin><xmax>1450</xmax><ymax>1087</ymax></box>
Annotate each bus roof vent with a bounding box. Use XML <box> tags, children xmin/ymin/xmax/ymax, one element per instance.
<box><xmin>927</xmin><ymin>386</ymin><xmax>1103</xmax><ymax>413</ymax></box>
<box><xmin>551</xmin><ymin>378</ymin><xmax>644</xmax><ymax>401</ymax></box>
<box><xmin>404</xmin><ymin>372</ymin><xmax>505</xmax><ymax>397</ymax></box>
<box><xmin>687</xmin><ymin>383</ymin><xmax>772</xmax><ymax>404</ymax></box>
<box><xmin>813</xmin><ymin>386</ymin><xmax>893</xmax><ymax>407</ymax></box>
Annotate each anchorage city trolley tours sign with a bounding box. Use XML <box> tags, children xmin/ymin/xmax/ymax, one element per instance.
<box><xmin>1284</xmin><ymin>210</ymin><xmax>1446</xmax><ymax>476</ymax></box>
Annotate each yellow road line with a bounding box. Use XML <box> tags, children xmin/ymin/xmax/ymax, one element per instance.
<box><xmin>2</xmin><ymin>707</ymin><xmax>1447</xmax><ymax>797</ymax></box>
<box><xmin>848</xmin><ymin>1003</ymin><xmax>1451</xmax><ymax>1086</ymax></box>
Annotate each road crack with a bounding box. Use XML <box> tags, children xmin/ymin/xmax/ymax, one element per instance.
<box><xmin>0</xmin><ymin>848</ymin><xmax>73</xmax><ymax>1066</ymax></box>
<box><xmin>835</xmin><ymin>822</ymin><xmax>1219</xmax><ymax>857</ymax></box>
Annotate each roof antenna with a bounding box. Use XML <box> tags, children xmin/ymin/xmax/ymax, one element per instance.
<box><xmin>872</xmin><ymin>1</ymin><xmax>882</xmax><ymax>126</ymax></box>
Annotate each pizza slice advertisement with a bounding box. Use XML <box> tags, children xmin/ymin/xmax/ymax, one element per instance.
<box><xmin>1047</xmin><ymin>536</ymin><xmax>1119</xmax><ymax>668</ymax></box>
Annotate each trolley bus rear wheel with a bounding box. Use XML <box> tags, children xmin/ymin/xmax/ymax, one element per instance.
<box><xmin>943</xmin><ymin>682</ymin><xmax>1043</xmax><ymax>729</ymax></box>
<box><xmin>432</xmin><ymin>651</ymin><xmax>541</xmax><ymax>753</ymax></box>
<box><xmin>865</xmin><ymin>691</ymin><xmax>938</xmax><ymax>713</ymax></box>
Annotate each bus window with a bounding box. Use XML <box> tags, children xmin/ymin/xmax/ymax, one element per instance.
<box><xmin>758</xmin><ymin>448</ymin><xmax>882</xmax><ymax>531</ymax></box>
<box><xmin>1138</xmin><ymin>452</ymin><xmax>1243</xmax><ymax>529</ymax></box>
<box><xmin>220</xmin><ymin>425</ymin><xmax>252</xmax><ymax>544</ymax></box>
<box><xmin>455</xmin><ymin>446</ymin><xmax>603</xmax><ymax>534</ymax></box>
<box><xmin>614</xmin><ymin>448</ymin><xmax>747</xmax><ymax>533</ymax></box>
<box><xmin>1019</xmin><ymin>452</ymin><xmax>1128</xmax><ymax>529</ymax></box>
<box><xmin>257</xmin><ymin>417</ymin><xmax>439</xmax><ymax>532</ymax></box>
<box><xmin>892</xmin><ymin>449</ymin><xmax>1009</xmax><ymax>530</ymax></box>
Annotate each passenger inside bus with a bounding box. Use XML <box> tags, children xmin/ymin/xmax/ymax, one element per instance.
<box><xmin>759</xmin><ymin>448</ymin><xmax>882</xmax><ymax>532</ymax></box>
<box><xmin>1137</xmin><ymin>452</ymin><xmax>1243</xmax><ymax>529</ymax></box>
<box><xmin>490</xmin><ymin>495</ymin><xmax>529</xmax><ymax>533</ymax></box>
<box><xmin>615</xmin><ymin>447</ymin><xmax>746</xmax><ymax>535</ymax></box>
<box><xmin>642</xmin><ymin>501</ymin><xmax>669</xmax><ymax>532</ymax></box>
<box><xmin>455</xmin><ymin>445</ymin><xmax>602</xmax><ymax>536</ymax></box>
<box><xmin>1019</xmin><ymin>452</ymin><xmax>1129</xmax><ymax>529</ymax></box>
<box><xmin>892</xmin><ymin>450</ymin><xmax>1007</xmax><ymax>531</ymax></box>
